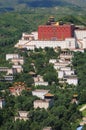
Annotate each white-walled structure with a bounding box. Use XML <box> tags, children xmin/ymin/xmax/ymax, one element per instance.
<box><xmin>12</xmin><ymin>65</ymin><xmax>23</xmax><ymax>73</ymax></box>
<box><xmin>58</xmin><ymin>70</ymin><xmax>75</xmax><ymax>79</ymax></box>
<box><xmin>34</xmin><ymin>99</ymin><xmax>53</xmax><ymax>109</ymax></box>
<box><xmin>64</xmin><ymin>70</ymin><xmax>75</xmax><ymax>75</ymax></box>
<box><xmin>22</xmin><ymin>32</ymin><xmax>38</xmax><ymax>40</ymax></box>
<box><xmin>60</xmin><ymin>67</ymin><xmax>71</xmax><ymax>71</ymax></box>
<box><xmin>74</xmin><ymin>30</ymin><xmax>86</xmax><ymax>48</ymax></box>
<box><xmin>54</xmin><ymin>61</ymin><xmax>70</xmax><ymax>70</ymax></box>
<box><xmin>43</xmin><ymin>127</ymin><xmax>52</xmax><ymax>130</ymax></box>
<box><xmin>58</xmin><ymin>71</ymin><xmax>64</xmax><ymax>79</ymax></box>
<box><xmin>15</xmin><ymin>111</ymin><xmax>29</xmax><ymax>121</ymax></box>
<box><xmin>34</xmin><ymin>81</ymin><xmax>48</xmax><ymax>86</ymax></box>
<box><xmin>0</xmin><ymin>99</ymin><xmax>5</xmax><ymax>109</ymax></box>
<box><xmin>11</xmin><ymin>57</ymin><xmax>24</xmax><ymax>65</ymax></box>
<box><xmin>49</xmin><ymin>59</ymin><xmax>57</xmax><ymax>64</ymax></box>
<box><xmin>59</xmin><ymin>54</ymin><xmax>73</xmax><ymax>60</ymax></box>
<box><xmin>32</xmin><ymin>89</ymin><xmax>49</xmax><ymax>99</ymax></box>
<box><xmin>34</xmin><ymin>75</ymin><xmax>48</xmax><ymax>86</ymax></box>
<box><xmin>6</xmin><ymin>54</ymin><xmax>19</xmax><ymax>60</ymax></box>
<box><xmin>64</xmin><ymin>75</ymin><xmax>78</xmax><ymax>86</ymax></box>
<box><xmin>74</xmin><ymin>30</ymin><xmax>86</xmax><ymax>39</ymax></box>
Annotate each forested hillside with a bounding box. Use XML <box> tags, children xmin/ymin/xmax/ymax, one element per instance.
<box><xmin>0</xmin><ymin>0</ymin><xmax>86</xmax><ymax>12</ymax></box>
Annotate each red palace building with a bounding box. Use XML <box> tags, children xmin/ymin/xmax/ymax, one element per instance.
<box><xmin>38</xmin><ymin>17</ymin><xmax>75</xmax><ymax>41</ymax></box>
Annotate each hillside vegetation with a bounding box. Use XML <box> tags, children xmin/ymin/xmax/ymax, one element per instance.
<box><xmin>0</xmin><ymin>0</ymin><xmax>86</xmax><ymax>13</ymax></box>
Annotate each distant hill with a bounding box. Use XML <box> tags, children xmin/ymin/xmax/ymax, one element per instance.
<box><xmin>0</xmin><ymin>0</ymin><xmax>86</xmax><ymax>12</ymax></box>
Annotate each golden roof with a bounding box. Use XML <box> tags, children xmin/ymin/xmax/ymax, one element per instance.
<box><xmin>73</xmin><ymin>94</ymin><xmax>78</xmax><ymax>97</ymax></box>
<box><xmin>45</xmin><ymin>93</ymin><xmax>54</xmax><ymax>97</ymax></box>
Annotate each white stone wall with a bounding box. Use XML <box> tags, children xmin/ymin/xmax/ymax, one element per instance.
<box><xmin>15</xmin><ymin>38</ymin><xmax>76</xmax><ymax>50</ymax></box>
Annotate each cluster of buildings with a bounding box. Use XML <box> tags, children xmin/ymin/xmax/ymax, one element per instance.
<box><xmin>0</xmin><ymin>54</ymin><xmax>24</xmax><ymax>82</ymax></box>
<box><xmin>49</xmin><ymin>49</ymin><xmax>78</xmax><ymax>86</ymax></box>
<box><xmin>6</xmin><ymin>54</ymin><xmax>24</xmax><ymax>73</ymax></box>
<box><xmin>15</xmin><ymin>16</ymin><xmax>86</xmax><ymax>51</ymax></box>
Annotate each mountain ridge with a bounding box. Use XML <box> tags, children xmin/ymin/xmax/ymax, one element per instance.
<box><xmin>0</xmin><ymin>0</ymin><xmax>86</xmax><ymax>12</ymax></box>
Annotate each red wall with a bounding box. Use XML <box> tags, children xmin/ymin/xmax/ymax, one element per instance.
<box><xmin>38</xmin><ymin>24</ymin><xmax>75</xmax><ymax>40</ymax></box>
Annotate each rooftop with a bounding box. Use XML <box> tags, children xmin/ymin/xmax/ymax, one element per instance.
<box><xmin>64</xmin><ymin>75</ymin><xmax>77</xmax><ymax>79</ymax></box>
<box><xmin>33</xmin><ymin>89</ymin><xmax>49</xmax><ymax>92</ymax></box>
<box><xmin>34</xmin><ymin>99</ymin><xmax>51</xmax><ymax>103</ymax></box>
<box><xmin>44</xmin><ymin>93</ymin><xmax>54</xmax><ymax>97</ymax></box>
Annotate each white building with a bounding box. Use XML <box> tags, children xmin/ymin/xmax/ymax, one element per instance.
<box><xmin>4</xmin><ymin>75</ymin><xmax>14</xmax><ymax>82</ymax></box>
<box><xmin>54</xmin><ymin>61</ymin><xmax>70</xmax><ymax>70</ymax></box>
<box><xmin>59</xmin><ymin>54</ymin><xmax>73</xmax><ymax>61</ymax></box>
<box><xmin>22</xmin><ymin>33</ymin><xmax>34</xmax><ymax>41</ymax></box>
<box><xmin>12</xmin><ymin>65</ymin><xmax>23</xmax><ymax>73</ymax></box>
<box><xmin>64</xmin><ymin>75</ymin><xmax>78</xmax><ymax>86</ymax></box>
<box><xmin>49</xmin><ymin>59</ymin><xmax>57</xmax><ymax>64</ymax></box>
<box><xmin>34</xmin><ymin>99</ymin><xmax>53</xmax><ymax>109</ymax></box>
<box><xmin>74</xmin><ymin>30</ymin><xmax>86</xmax><ymax>40</ymax></box>
<box><xmin>58</xmin><ymin>69</ymin><xmax>75</xmax><ymax>79</ymax></box>
<box><xmin>0</xmin><ymin>99</ymin><xmax>5</xmax><ymax>109</ymax></box>
<box><xmin>22</xmin><ymin>32</ymin><xmax>38</xmax><ymax>40</ymax></box>
<box><xmin>43</xmin><ymin>127</ymin><xmax>52</xmax><ymax>130</ymax></box>
<box><xmin>26</xmin><ymin>45</ymin><xmax>36</xmax><ymax>50</ymax></box>
<box><xmin>64</xmin><ymin>70</ymin><xmax>75</xmax><ymax>76</ymax></box>
<box><xmin>7</xmin><ymin>69</ymin><xmax>14</xmax><ymax>75</ymax></box>
<box><xmin>15</xmin><ymin>111</ymin><xmax>29</xmax><ymax>121</ymax></box>
<box><xmin>0</xmin><ymin>67</ymin><xmax>14</xmax><ymax>75</ymax></box>
<box><xmin>34</xmin><ymin>81</ymin><xmax>48</xmax><ymax>86</ymax></box>
<box><xmin>31</xmin><ymin>32</ymin><xmax>38</xmax><ymax>40</ymax></box>
<box><xmin>74</xmin><ymin>30</ymin><xmax>86</xmax><ymax>48</ymax></box>
<box><xmin>58</xmin><ymin>71</ymin><xmax>64</xmax><ymax>79</ymax></box>
<box><xmin>60</xmin><ymin>67</ymin><xmax>71</xmax><ymax>71</ymax></box>
<box><xmin>11</xmin><ymin>57</ymin><xmax>24</xmax><ymax>65</ymax></box>
<box><xmin>34</xmin><ymin>75</ymin><xmax>48</xmax><ymax>86</ymax></box>
<box><xmin>34</xmin><ymin>75</ymin><xmax>44</xmax><ymax>82</ymax></box>
<box><xmin>32</xmin><ymin>89</ymin><xmax>49</xmax><ymax>99</ymax></box>
<box><xmin>6</xmin><ymin>54</ymin><xmax>19</xmax><ymax>60</ymax></box>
